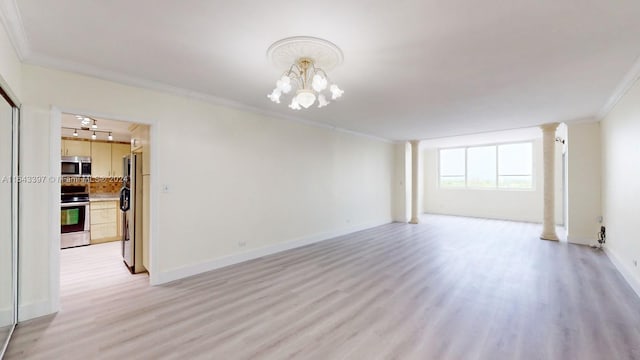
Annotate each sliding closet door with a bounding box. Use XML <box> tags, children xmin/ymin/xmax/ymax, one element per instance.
<box><xmin>0</xmin><ymin>91</ymin><xmax>17</xmax><ymax>355</ymax></box>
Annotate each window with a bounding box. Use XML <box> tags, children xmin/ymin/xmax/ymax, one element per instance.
<box><xmin>467</xmin><ymin>146</ymin><xmax>496</xmax><ymax>188</ymax></box>
<box><xmin>498</xmin><ymin>143</ymin><xmax>533</xmax><ymax>189</ymax></box>
<box><xmin>439</xmin><ymin>148</ymin><xmax>465</xmax><ymax>187</ymax></box>
<box><xmin>439</xmin><ymin>142</ymin><xmax>533</xmax><ymax>189</ymax></box>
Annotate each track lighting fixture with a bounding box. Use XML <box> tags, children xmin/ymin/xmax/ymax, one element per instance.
<box><xmin>63</xmin><ymin>127</ymin><xmax>117</xmax><ymax>140</ymax></box>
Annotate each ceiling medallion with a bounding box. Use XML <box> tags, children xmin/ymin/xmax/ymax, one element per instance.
<box><xmin>266</xmin><ymin>36</ymin><xmax>344</xmax><ymax>110</ymax></box>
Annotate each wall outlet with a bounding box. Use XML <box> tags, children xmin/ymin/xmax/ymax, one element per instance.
<box><xmin>162</xmin><ymin>184</ymin><xmax>170</xmax><ymax>193</ymax></box>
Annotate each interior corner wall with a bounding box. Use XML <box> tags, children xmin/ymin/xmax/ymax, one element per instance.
<box><xmin>566</xmin><ymin>122</ymin><xmax>601</xmax><ymax>245</ymax></box>
<box><xmin>18</xmin><ymin>64</ymin><xmax>396</xmax><ymax>320</ymax></box>
<box><xmin>601</xmin><ymin>77</ymin><xmax>640</xmax><ymax>297</ymax></box>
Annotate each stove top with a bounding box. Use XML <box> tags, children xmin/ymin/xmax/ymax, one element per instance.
<box><xmin>61</xmin><ymin>185</ymin><xmax>89</xmax><ymax>203</ymax></box>
<box><xmin>61</xmin><ymin>193</ymin><xmax>89</xmax><ymax>203</ymax></box>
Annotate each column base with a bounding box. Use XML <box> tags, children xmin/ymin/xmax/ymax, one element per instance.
<box><xmin>540</xmin><ymin>233</ymin><xmax>559</xmax><ymax>241</ymax></box>
<box><xmin>409</xmin><ymin>217</ymin><xmax>419</xmax><ymax>224</ymax></box>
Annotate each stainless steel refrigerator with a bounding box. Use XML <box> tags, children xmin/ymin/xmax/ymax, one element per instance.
<box><xmin>120</xmin><ymin>153</ymin><xmax>141</xmax><ymax>273</ymax></box>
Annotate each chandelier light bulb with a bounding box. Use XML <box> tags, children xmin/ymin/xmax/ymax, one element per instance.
<box><xmin>108</xmin><ymin>132</ymin><xmax>113</xmax><ymax>141</ymax></box>
<box><xmin>92</xmin><ymin>119</ymin><xmax>98</xmax><ymax>129</ymax></box>
<box><xmin>73</xmin><ymin>129</ymin><xmax>78</xmax><ymax>137</ymax></box>
<box><xmin>276</xmin><ymin>76</ymin><xmax>292</xmax><ymax>94</ymax></box>
<box><xmin>289</xmin><ymin>97</ymin><xmax>301</xmax><ymax>110</ymax></box>
<box><xmin>317</xmin><ymin>94</ymin><xmax>330</xmax><ymax>108</ymax></box>
<box><xmin>91</xmin><ymin>131</ymin><xmax>97</xmax><ymax>140</ymax></box>
<box><xmin>312</xmin><ymin>74</ymin><xmax>328</xmax><ymax>92</ymax></box>
<box><xmin>267</xmin><ymin>88</ymin><xmax>282</xmax><ymax>103</ymax></box>
<box><xmin>330</xmin><ymin>84</ymin><xmax>344</xmax><ymax>100</ymax></box>
<box><xmin>296</xmin><ymin>90</ymin><xmax>316</xmax><ymax>108</ymax></box>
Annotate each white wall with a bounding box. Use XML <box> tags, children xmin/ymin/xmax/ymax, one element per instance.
<box><xmin>0</xmin><ymin>19</ymin><xmax>21</xmax><ymax>101</ymax></box>
<box><xmin>17</xmin><ymin>64</ymin><xmax>395</xmax><ymax>320</ymax></box>
<box><xmin>566</xmin><ymin>122</ymin><xmax>602</xmax><ymax>244</ymax></box>
<box><xmin>421</xmin><ymin>129</ymin><xmax>563</xmax><ymax>224</ymax></box>
<box><xmin>601</xmin><ymin>77</ymin><xmax>640</xmax><ymax>296</ymax></box>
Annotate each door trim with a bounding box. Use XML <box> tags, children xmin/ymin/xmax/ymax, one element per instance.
<box><xmin>48</xmin><ymin>107</ymin><xmax>159</xmax><ymax>317</ymax></box>
<box><xmin>0</xmin><ymin>90</ymin><xmax>19</xmax><ymax>359</ymax></box>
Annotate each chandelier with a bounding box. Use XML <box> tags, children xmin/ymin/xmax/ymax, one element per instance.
<box><xmin>266</xmin><ymin>37</ymin><xmax>344</xmax><ymax>110</ymax></box>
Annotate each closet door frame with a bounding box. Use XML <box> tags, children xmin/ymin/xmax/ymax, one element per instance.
<box><xmin>0</xmin><ymin>85</ymin><xmax>19</xmax><ymax>358</ymax></box>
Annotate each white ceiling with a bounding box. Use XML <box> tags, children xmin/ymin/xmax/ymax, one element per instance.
<box><xmin>61</xmin><ymin>113</ymin><xmax>132</xmax><ymax>142</ymax></box>
<box><xmin>5</xmin><ymin>0</ymin><xmax>640</xmax><ymax>140</ymax></box>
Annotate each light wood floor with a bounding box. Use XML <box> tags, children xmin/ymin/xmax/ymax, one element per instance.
<box><xmin>6</xmin><ymin>215</ymin><xmax>640</xmax><ymax>359</ymax></box>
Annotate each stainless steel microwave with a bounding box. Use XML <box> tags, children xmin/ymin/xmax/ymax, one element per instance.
<box><xmin>61</xmin><ymin>156</ymin><xmax>92</xmax><ymax>177</ymax></box>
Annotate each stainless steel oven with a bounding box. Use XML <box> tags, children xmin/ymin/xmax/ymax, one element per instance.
<box><xmin>61</xmin><ymin>156</ymin><xmax>91</xmax><ymax>177</ymax></box>
<box><xmin>61</xmin><ymin>186</ymin><xmax>91</xmax><ymax>248</ymax></box>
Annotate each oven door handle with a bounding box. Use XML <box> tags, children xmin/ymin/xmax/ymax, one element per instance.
<box><xmin>61</xmin><ymin>202</ymin><xmax>90</xmax><ymax>207</ymax></box>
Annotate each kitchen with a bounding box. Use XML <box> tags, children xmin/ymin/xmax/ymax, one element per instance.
<box><xmin>60</xmin><ymin>113</ymin><xmax>151</xmax><ymax>276</ymax></box>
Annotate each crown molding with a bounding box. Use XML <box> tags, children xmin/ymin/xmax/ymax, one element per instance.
<box><xmin>0</xmin><ymin>0</ymin><xmax>30</xmax><ymax>60</ymax></box>
<box><xmin>24</xmin><ymin>52</ymin><xmax>392</xmax><ymax>143</ymax></box>
<box><xmin>598</xmin><ymin>54</ymin><xmax>640</xmax><ymax>120</ymax></box>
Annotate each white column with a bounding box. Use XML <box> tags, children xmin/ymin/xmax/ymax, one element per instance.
<box><xmin>540</xmin><ymin>123</ymin><xmax>559</xmax><ymax>241</ymax></box>
<box><xmin>409</xmin><ymin>140</ymin><xmax>420</xmax><ymax>224</ymax></box>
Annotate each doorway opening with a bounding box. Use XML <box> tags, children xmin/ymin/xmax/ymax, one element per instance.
<box><xmin>59</xmin><ymin>113</ymin><xmax>152</xmax><ymax>303</ymax></box>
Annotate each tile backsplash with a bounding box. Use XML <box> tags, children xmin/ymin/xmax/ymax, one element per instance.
<box><xmin>89</xmin><ymin>179</ymin><xmax>122</xmax><ymax>194</ymax></box>
<box><xmin>61</xmin><ymin>178</ymin><xmax>123</xmax><ymax>194</ymax></box>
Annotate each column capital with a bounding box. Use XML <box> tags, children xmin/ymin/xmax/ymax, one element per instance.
<box><xmin>540</xmin><ymin>122</ymin><xmax>560</xmax><ymax>133</ymax></box>
<box><xmin>409</xmin><ymin>139</ymin><xmax>421</xmax><ymax>146</ymax></box>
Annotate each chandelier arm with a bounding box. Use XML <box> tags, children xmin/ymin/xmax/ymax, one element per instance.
<box><xmin>312</xmin><ymin>66</ymin><xmax>331</xmax><ymax>84</ymax></box>
<box><xmin>286</xmin><ymin>63</ymin><xmax>300</xmax><ymax>76</ymax></box>
<box><xmin>283</xmin><ymin>63</ymin><xmax>306</xmax><ymax>91</ymax></box>
<box><xmin>288</xmin><ymin>72</ymin><xmax>303</xmax><ymax>90</ymax></box>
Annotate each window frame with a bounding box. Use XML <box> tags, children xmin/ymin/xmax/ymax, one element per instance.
<box><xmin>438</xmin><ymin>140</ymin><xmax>535</xmax><ymax>191</ymax></box>
<box><xmin>438</xmin><ymin>147</ymin><xmax>466</xmax><ymax>188</ymax></box>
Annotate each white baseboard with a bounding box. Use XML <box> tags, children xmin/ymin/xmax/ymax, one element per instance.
<box><xmin>604</xmin><ymin>247</ymin><xmax>640</xmax><ymax>299</ymax></box>
<box><xmin>19</xmin><ymin>299</ymin><xmax>56</xmax><ymax>322</ymax></box>
<box><xmin>153</xmin><ymin>219</ymin><xmax>391</xmax><ymax>285</ymax></box>
<box><xmin>566</xmin><ymin>236</ymin><xmax>595</xmax><ymax>246</ymax></box>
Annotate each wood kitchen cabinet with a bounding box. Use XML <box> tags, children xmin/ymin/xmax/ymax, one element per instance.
<box><xmin>111</xmin><ymin>143</ymin><xmax>130</xmax><ymax>177</ymax></box>
<box><xmin>61</xmin><ymin>139</ymin><xmax>91</xmax><ymax>157</ymax></box>
<box><xmin>90</xmin><ymin>141</ymin><xmax>130</xmax><ymax>177</ymax></box>
<box><xmin>90</xmin><ymin>200</ymin><xmax>120</xmax><ymax>243</ymax></box>
<box><xmin>91</xmin><ymin>142</ymin><xmax>112</xmax><ymax>177</ymax></box>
